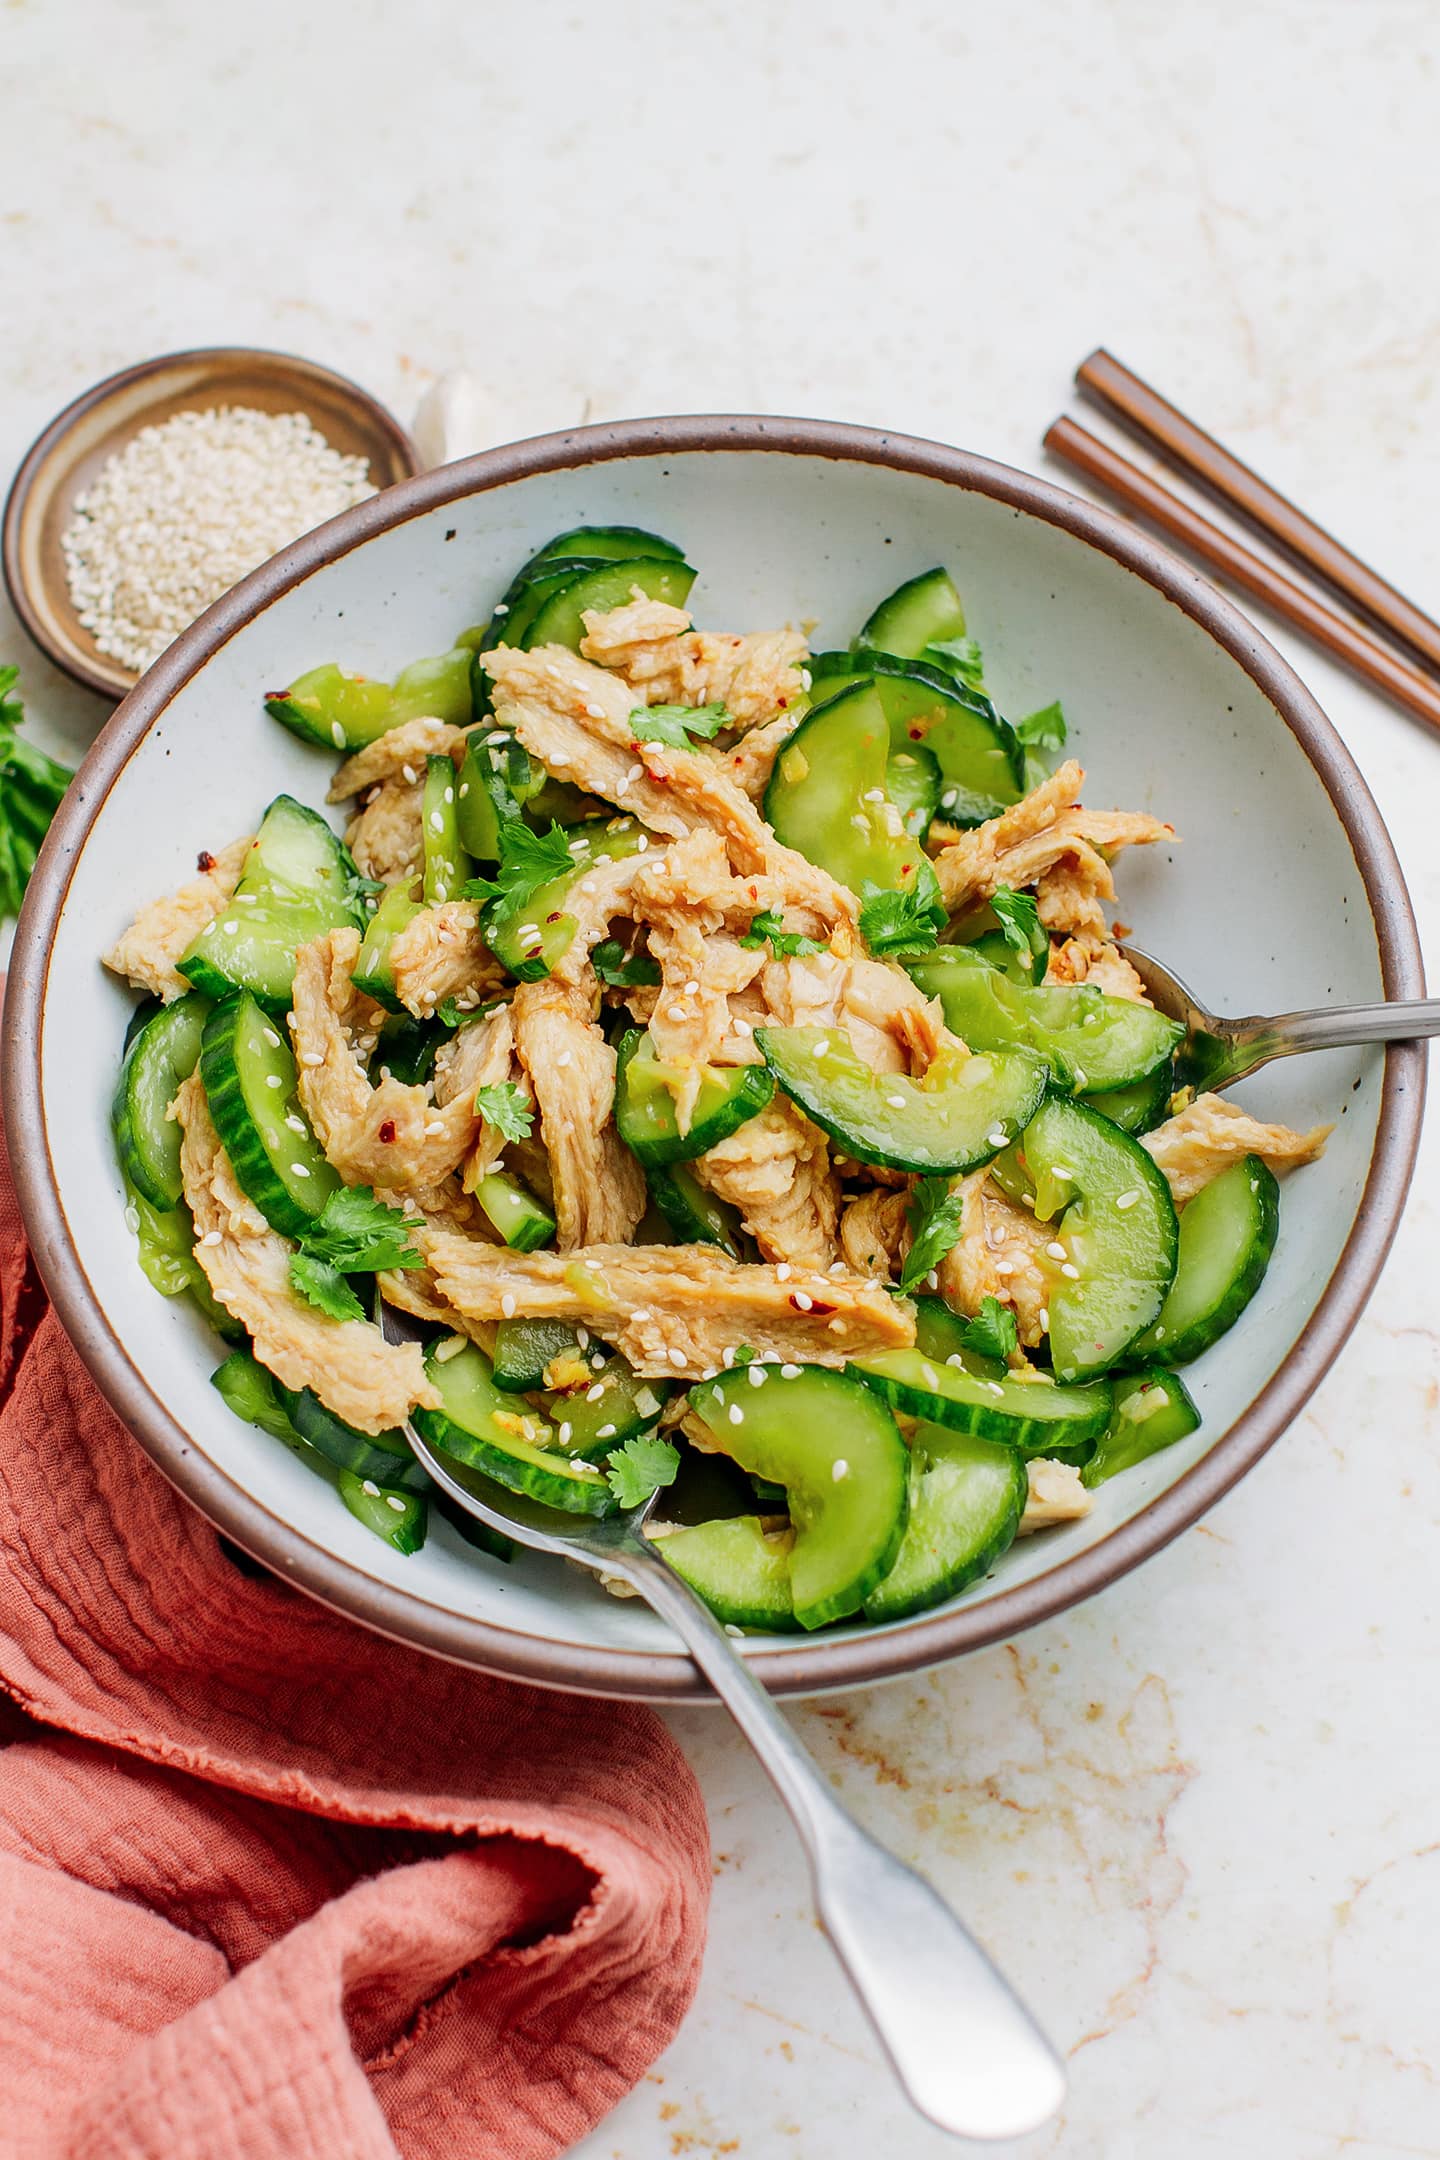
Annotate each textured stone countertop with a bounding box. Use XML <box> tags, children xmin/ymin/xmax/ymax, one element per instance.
<box><xmin>5</xmin><ymin>4</ymin><xmax>1438</xmax><ymax>2155</ymax></box>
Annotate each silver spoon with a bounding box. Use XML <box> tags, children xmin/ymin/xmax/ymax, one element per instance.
<box><xmin>1120</xmin><ymin>945</ymin><xmax>1440</xmax><ymax>1095</ymax></box>
<box><xmin>378</xmin><ymin>1300</ymin><xmax>1067</xmax><ymax>2143</ymax></box>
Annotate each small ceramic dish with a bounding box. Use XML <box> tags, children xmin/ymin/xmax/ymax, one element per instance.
<box><xmin>1</xmin><ymin>346</ymin><xmax>420</xmax><ymax>699</ymax></box>
<box><xmin>2</xmin><ymin>416</ymin><xmax>1424</xmax><ymax>1700</ymax></box>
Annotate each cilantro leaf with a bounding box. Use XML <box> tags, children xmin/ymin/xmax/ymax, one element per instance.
<box><xmin>593</xmin><ymin>937</ymin><xmax>662</xmax><ymax>988</ymax></box>
<box><xmin>289</xmin><ymin>1251</ymin><xmax>367</xmax><ymax>1323</ymax></box>
<box><xmin>299</xmin><ymin>1185</ymin><xmax>423</xmax><ymax>1276</ymax></box>
<box><xmin>898</xmin><ymin>1178</ymin><xmax>966</xmax><ymax>1295</ymax></box>
<box><xmin>739</xmin><ymin>909</ymin><xmax>826</xmax><ymax>960</ymax></box>
<box><xmin>730</xmin><ymin>1344</ymin><xmax>757</xmax><ymax>1367</ymax></box>
<box><xmin>435</xmin><ymin>997</ymin><xmax>464</xmax><ymax>1028</ymax></box>
<box><xmin>462</xmin><ymin>818</ymin><xmax>575</xmax><ymax>906</ymax></box>
<box><xmin>857</xmin><ymin>859</ymin><xmax>947</xmax><ymax>960</ymax></box>
<box><xmin>957</xmin><ymin>1295</ymin><xmax>1018</xmax><ymax>1364</ymax></box>
<box><xmin>474</xmin><ymin>1082</ymin><xmax>533</xmax><ymax>1142</ymax></box>
<box><xmin>604</xmin><ymin>1431</ymin><xmax>682</xmax><ymax>1509</ymax></box>
<box><xmin>923</xmin><ymin>634</ymin><xmax>987</xmax><ymax>694</ymax></box>
<box><xmin>629</xmin><ymin>702</ymin><xmax>729</xmax><ymax>749</ymax></box>
<box><xmin>1015</xmin><ymin>701</ymin><xmax>1067</xmax><ymax>752</ymax></box>
<box><xmin>989</xmin><ymin>885</ymin><xmax>1047</xmax><ymax>974</ymax></box>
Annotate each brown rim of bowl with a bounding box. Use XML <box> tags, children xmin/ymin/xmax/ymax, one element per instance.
<box><xmin>1</xmin><ymin>344</ymin><xmax>421</xmax><ymax>699</ymax></box>
<box><xmin>3</xmin><ymin>414</ymin><xmax>1425</xmax><ymax>1702</ymax></box>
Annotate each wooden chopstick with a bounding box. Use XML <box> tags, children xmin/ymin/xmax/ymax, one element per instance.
<box><xmin>1075</xmin><ymin>348</ymin><xmax>1440</xmax><ymax>677</ymax></box>
<box><xmin>1043</xmin><ymin>415</ymin><xmax>1440</xmax><ymax>736</ymax></box>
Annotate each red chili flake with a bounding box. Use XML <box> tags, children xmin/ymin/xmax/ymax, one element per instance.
<box><xmin>546</xmin><ymin>911</ymin><xmax>563</xmax><ymax>923</ymax></box>
<box><xmin>808</xmin><ymin>1300</ymin><xmax>836</xmax><ymax>1317</ymax></box>
<box><xmin>378</xmin><ymin>1119</ymin><xmax>397</xmax><ymax>1144</ymax></box>
<box><xmin>908</xmin><ymin>724</ymin><xmax>925</xmax><ymax>740</ymax></box>
<box><xmin>778</xmin><ymin>696</ymin><xmax>788</xmax><ymax>709</ymax></box>
<box><xmin>196</xmin><ymin>849</ymin><xmax>216</xmax><ymax>872</ymax></box>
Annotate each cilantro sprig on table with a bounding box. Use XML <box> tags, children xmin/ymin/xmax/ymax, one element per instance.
<box><xmin>462</xmin><ymin>818</ymin><xmax>575</xmax><ymax>909</ymax></box>
<box><xmin>474</xmin><ymin>1082</ymin><xmax>534</xmax><ymax>1143</ymax></box>
<box><xmin>857</xmin><ymin>858</ymin><xmax>948</xmax><ymax>960</ymax></box>
<box><xmin>628</xmin><ymin>702</ymin><xmax>729</xmax><ymax>750</ymax></box>
<box><xmin>897</xmin><ymin>1177</ymin><xmax>967</xmax><ymax>1295</ymax></box>
<box><xmin>604</xmin><ymin>1431</ymin><xmax>682</xmax><ymax>1509</ymax></box>
<box><xmin>288</xmin><ymin>1186</ymin><xmax>423</xmax><ymax>1324</ymax></box>
<box><xmin>739</xmin><ymin>909</ymin><xmax>826</xmax><ymax>960</ymax></box>
<box><xmin>0</xmin><ymin>667</ymin><xmax>75</xmax><ymax>923</ymax></box>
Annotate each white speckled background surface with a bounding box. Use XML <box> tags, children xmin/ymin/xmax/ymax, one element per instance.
<box><xmin>4</xmin><ymin>3</ymin><xmax>1439</xmax><ymax>2154</ymax></box>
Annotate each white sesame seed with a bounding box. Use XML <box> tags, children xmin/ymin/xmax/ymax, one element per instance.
<box><xmin>402</xmin><ymin>764</ymin><xmax>417</xmax><ymax>784</ymax></box>
<box><xmin>586</xmin><ymin>703</ymin><xmax>606</xmax><ymax>719</ymax></box>
<box><xmin>667</xmin><ymin>1005</ymin><xmax>688</xmax><ymax>1023</ymax></box>
<box><xmin>597</xmin><ymin>1422</ymin><xmax>618</xmax><ymax>1439</ymax></box>
<box><xmin>725</xmin><ymin>1622</ymin><xmax>746</xmax><ymax>1637</ymax></box>
<box><xmin>864</xmin><ymin>788</ymin><xmax>885</xmax><ymax>802</ymax></box>
<box><xmin>791</xmin><ymin>1290</ymin><xmax>814</xmax><ymax>1311</ymax></box>
<box><xmin>722</xmin><ymin>1345</ymin><xmax>735</xmax><ymax>1367</ymax></box>
<box><xmin>1053</xmin><ymin>1164</ymin><xmax>1076</xmax><ymax>1180</ymax></box>
<box><xmin>728</xmin><ymin>1404</ymin><xmax>744</xmax><ymax>1425</ymax></box>
<box><xmin>668</xmin><ymin>1347</ymin><xmax>688</xmax><ymax>1369</ymax></box>
<box><xmin>1046</xmin><ymin>1241</ymin><xmax>1067</xmax><ymax>1260</ymax></box>
<box><xmin>780</xmin><ymin>1363</ymin><xmax>801</xmax><ymax>1379</ymax></box>
<box><xmin>748</xmin><ymin>1364</ymin><xmax>768</xmax><ymax>1386</ymax></box>
<box><xmin>995</xmin><ymin>1259</ymin><xmax>1014</xmax><ymax>1277</ymax></box>
<box><xmin>291</xmin><ymin>1164</ymin><xmax>311</xmax><ymax>1179</ymax></box>
<box><xmin>501</xmin><ymin>1293</ymin><xmax>516</xmax><ymax>1318</ymax></box>
<box><xmin>265</xmin><ymin>1073</ymin><xmax>283</xmax><ymax>1089</ymax></box>
<box><xmin>1115</xmin><ymin>1190</ymin><xmax>1140</xmax><ymax>1211</ymax></box>
<box><xmin>1040</xmin><ymin>1306</ymin><xmax>1051</xmax><ymax>1331</ymax></box>
<box><xmin>263</xmin><ymin>1027</ymin><xmax>281</xmax><ymax>1048</ymax></box>
<box><xmin>558</xmin><ymin>1421</ymin><xmax>573</xmax><ymax>1443</ymax></box>
<box><xmin>556</xmin><ymin>1050</ymin><xmax>572</xmax><ymax>1068</ymax></box>
<box><xmin>626</xmin><ymin>763</ymin><xmax>643</xmax><ymax>784</ymax></box>
<box><xmin>926</xmin><ymin>1270</ymin><xmax>939</xmax><ymax>1290</ymax></box>
<box><xmin>1060</xmin><ymin>1262</ymin><xmax>1080</xmax><ymax>1279</ymax></box>
<box><xmin>832</xmin><ymin>1458</ymin><xmax>850</xmax><ymax>1480</ymax></box>
<box><xmin>300</xmin><ymin>1051</ymin><xmax>324</xmax><ymax>1067</ymax></box>
<box><xmin>491</xmin><ymin>603</ymin><xmax>509</xmax><ymax>617</ymax></box>
<box><xmin>886</xmin><ymin>1095</ymin><xmax>906</xmax><ymax>1109</ymax></box>
<box><xmin>385</xmin><ymin>1495</ymin><xmax>407</xmax><ymax>1513</ymax></box>
<box><xmin>424</xmin><ymin>1119</ymin><xmax>444</xmax><ymax>1135</ymax></box>
<box><xmin>636</xmin><ymin>834</ymin><xmax>649</xmax><ymax>852</ymax></box>
<box><xmin>922</xmin><ymin>1363</ymin><xmax>939</xmax><ymax>1388</ymax></box>
<box><xmin>683</xmin><ymin>979</ymin><xmax>700</xmax><ymax>996</ymax></box>
<box><xmin>362</xmin><ymin>1479</ymin><xmax>380</xmax><ymax>1497</ymax></box>
<box><xmin>586</xmin><ymin>1383</ymin><xmax>605</xmax><ymax>1402</ymax></box>
<box><xmin>733</xmin><ymin>1017</ymin><xmax>753</xmax><ymax>1037</ymax></box>
<box><xmin>947</xmin><ymin>1352</ymin><xmax>965</xmax><ymax>1367</ymax></box>
<box><xmin>987</xmin><ymin>1129</ymin><xmax>1008</xmax><ymax>1148</ymax></box>
<box><xmin>222</xmin><ymin>919</ymin><xmax>238</xmax><ymax>935</ymax></box>
<box><xmin>200</xmin><ymin>1228</ymin><xmax>223</xmax><ymax>1246</ymax></box>
<box><xmin>775</xmin><ymin>1262</ymin><xmax>792</xmax><ymax>1281</ymax></box>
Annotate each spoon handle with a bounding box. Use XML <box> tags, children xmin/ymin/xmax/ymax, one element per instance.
<box><xmin>618</xmin><ymin>1542</ymin><xmax>1067</xmax><ymax>2141</ymax></box>
<box><xmin>1233</xmin><ymin>995</ymin><xmax>1440</xmax><ymax>1065</ymax></box>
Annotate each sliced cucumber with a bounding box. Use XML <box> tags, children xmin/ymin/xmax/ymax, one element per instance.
<box><xmin>687</xmin><ymin>1364</ymin><xmax>909</xmax><ymax>1629</ymax></box>
<box><xmin>265</xmin><ymin>665</ymin><xmax>394</xmax><ymax>751</ymax></box>
<box><xmin>809</xmin><ymin>652</ymin><xmax>1022</xmax><ymax>825</ymax></box>
<box><xmin>1083</xmin><ymin>1369</ymin><xmax>1200</xmax><ymax>1487</ymax></box>
<box><xmin>756</xmin><ymin>1026</ymin><xmax>1046</xmax><ymax>1176</ymax></box>
<box><xmin>282</xmin><ymin>1387</ymin><xmax>428</xmax><ymax>1490</ymax></box>
<box><xmin>482</xmin><ymin>815</ymin><xmax>647</xmax><ymax>981</ymax></box>
<box><xmin>907</xmin><ymin>948</ymin><xmax>1182</xmax><ymax>1094</ymax></box>
<box><xmin>456</xmin><ymin>733</ymin><xmax>531</xmax><ymax>861</ymax></box>
<box><xmin>212</xmin><ymin>1348</ymin><xmax>304</xmax><ymax>1442</ymax></box>
<box><xmin>856</xmin><ymin>567</ymin><xmax>967</xmax><ymax>659</ymax></box>
<box><xmin>863</xmin><ymin>1430</ymin><xmax>1027</xmax><ymax>1623</ymax></box>
<box><xmin>850</xmin><ymin>1348</ymin><xmax>1113</xmax><ymax>1459</ymax></box>
<box><xmin>616</xmin><ymin>1031</ymin><xmax>775</xmax><ymax>1167</ymax></box>
<box><xmin>388</xmin><ymin>649</ymin><xmax>473</xmax><ymax>726</ymax></box>
<box><xmin>1130</xmin><ymin>1155</ymin><xmax>1279</xmax><ymax>1366</ymax></box>
<box><xmin>885</xmin><ymin>745</ymin><xmax>942</xmax><ymax>840</ymax></box>
<box><xmin>375</xmin><ymin>1012</ymin><xmax>445</xmax><ymax>1087</ymax></box>
<box><xmin>471</xmin><ymin>1167</ymin><xmax>556</xmax><ymax>1252</ymax></box>
<box><xmin>199</xmin><ymin>991</ymin><xmax>340</xmax><ymax>1237</ymax></box>
<box><xmin>912</xmin><ymin>1294</ymin><xmax>1005</xmax><ymax>1380</ymax></box>
<box><xmin>351</xmin><ymin>880</ymin><xmax>422</xmax><ymax>1014</ymax></box>
<box><xmin>421</xmin><ymin>755</ymin><xmax>471</xmax><ymax>905</ymax></box>
<box><xmin>1023</xmin><ymin>1096</ymin><xmax>1179</xmax><ymax>1381</ymax></box>
<box><xmin>492</xmin><ymin>1316</ymin><xmax>583</xmax><ymax>1392</ymax></box>
<box><xmin>524</xmin><ymin>558</ymin><xmax>697</xmax><ymax>651</ymax></box>
<box><xmin>125</xmin><ymin>1176</ymin><xmax>244</xmax><ymax>1339</ymax></box>
<box><xmin>523</xmin><ymin>524</ymin><xmax>685</xmax><ymax>572</ymax></box>
<box><xmin>1081</xmin><ymin>1064</ymin><xmax>1173</xmax><ymax>1135</ymax></box>
<box><xmin>414</xmin><ymin>1340</ymin><xmax>616</xmax><ymax>1515</ymax></box>
<box><xmin>179</xmin><ymin>796</ymin><xmax>363</xmax><ymax>1012</ymax></box>
<box><xmin>763</xmin><ymin>683</ymin><xmax>927</xmax><ymax>896</ymax></box>
<box><xmin>646</xmin><ymin>1161</ymin><xmax>746</xmax><ymax>1257</ymax></box>
<box><xmin>112</xmin><ymin>991</ymin><xmax>211</xmax><ymax>1208</ymax></box>
<box><xmin>338</xmin><ymin>1471</ymin><xmax>428</xmax><ymax>1553</ymax></box>
<box><xmin>658</xmin><ymin>1516</ymin><xmax>800</xmax><ymax>1632</ymax></box>
<box><xmin>548</xmin><ymin>1356</ymin><xmax>670</xmax><ymax>1459</ymax></box>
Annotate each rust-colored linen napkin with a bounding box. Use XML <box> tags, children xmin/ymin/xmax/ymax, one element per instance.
<box><xmin>0</xmin><ymin>1109</ymin><xmax>708</xmax><ymax>2159</ymax></box>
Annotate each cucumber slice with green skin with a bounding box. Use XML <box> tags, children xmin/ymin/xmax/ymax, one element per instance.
<box><xmin>123</xmin><ymin>996</ymin><xmax>163</xmax><ymax>1052</ymax></box>
<box><xmin>1024</xmin><ymin>1095</ymin><xmax>1179</xmax><ymax>1381</ymax></box>
<box><xmin>421</xmin><ymin>756</ymin><xmax>471</xmax><ymax>905</ymax></box>
<box><xmin>1080</xmin><ymin>1063</ymin><xmax>1174</xmax><ymax>1136</ymax></box>
<box><xmin>482</xmin><ymin>815</ymin><xmax>647</xmax><ymax>981</ymax></box>
<box><xmin>850</xmin><ymin>1348</ymin><xmax>1113</xmax><ymax>1459</ymax></box>
<box><xmin>906</xmin><ymin>948</ymin><xmax>1183</xmax><ymax>1094</ymax></box>
<box><xmin>809</xmin><ymin>653</ymin><xmax>1023</xmax><ymax>824</ymax></box>
<box><xmin>657</xmin><ymin>1516</ymin><xmax>800</xmax><ymax>1632</ymax></box>
<box><xmin>351</xmin><ymin>881</ymin><xmax>422</xmax><ymax>1013</ymax></box>
<box><xmin>1129</xmin><ymin>1155</ymin><xmax>1279</xmax><ymax>1366</ymax></box>
<box><xmin>1082</xmin><ymin>1369</ymin><xmax>1200</xmax><ymax>1487</ymax></box>
<box><xmin>179</xmin><ymin>797</ymin><xmax>364</xmax><ymax>1012</ymax></box>
<box><xmin>212</xmin><ymin>1348</ymin><xmax>304</xmax><ymax>1442</ymax></box>
<box><xmin>523</xmin><ymin>558</ymin><xmax>697</xmax><ymax>651</ymax></box>
<box><xmin>481</xmin><ymin>559</ymin><xmax>607</xmax><ymax>661</ymax></box>
<box><xmin>281</xmin><ymin>1386</ymin><xmax>429</xmax><ymax>1490</ymax></box>
<box><xmin>375</xmin><ymin>1012</ymin><xmax>444</xmax><ymax>1087</ymax></box>
<box><xmin>523</xmin><ymin>524</ymin><xmax>686</xmax><ymax>572</ymax></box>
<box><xmin>912</xmin><ymin>1294</ymin><xmax>1005</xmax><ymax>1380</ymax></box>
<box><xmin>456</xmin><ymin>734</ymin><xmax>531</xmax><ymax>861</ymax></box>
<box><xmin>645</xmin><ymin>1161</ymin><xmax>746</xmax><ymax>1257</ymax></box>
<box><xmin>763</xmin><ymin>683</ymin><xmax>928</xmax><ymax>896</ymax></box>
<box><xmin>388</xmin><ymin>649</ymin><xmax>473</xmax><ymax>726</ymax></box>
<box><xmin>492</xmin><ymin>1316</ymin><xmax>583</xmax><ymax>1392</ymax></box>
<box><xmin>124</xmin><ymin>1177</ymin><xmax>245</xmax><ymax>1339</ymax></box>
<box><xmin>756</xmin><ymin>1025</ymin><xmax>1047</xmax><ymax>1176</ymax></box>
<box><xmin>549</xmin><ymin>1357</ymin><xmax>670</xmax><ymax>1459</ymax></box>
<box><xmin>414</xmin><ymin>1341</ymin><xmax>616</xmax><ymax>1516</ymax></box>
<box><xmin>522</xmin><ymin>775</ymin><xmax>608</xmax><ymax>828</ymax></box>
<box><xmin>855</xmin><ymin>567</ymin><xmax>967</xmax><ymax>659</ymax></box>
<box><xmin>266</xmin><ymin>665</ymin><xmax>394</xmax><ymax>751</ymax></box>
<box><xmin>199</xmin><ymin>992</ymin><xmax>340</xmax><ymax>1237</ymax></box>
<box><xmin>862</xmin><ymin>1430</ymin><xmax>1027</xmax><ymax>1623</ymax></box>
<box><xmin>112</xmin><ymin>992</ymin><xmax>211</xmax><ymax>1207</ymax></box>
<box><xmin>471</xmin><ymin>1168</ymin><xmax>556</xmax><ymax>1251</ymax></box>
<box><xmin>687</xmin><ymin>1364</ymin><xmax>910</xmax><ymax>1629</ymax></box>
<box><xmin>885</xmin><ymin>745</ymin><xmax>942</xmax><ymax>840</ymax></box>
<box><xmin>338</xmin><ymin>1470</ymin><xmax>428</xmax><ymax>1553</ymax></box>
<box><xmin>434</xmin><ymin>1490</ymin><xmax>515</xmax><ymax>1562</ymax></box>
<box><xmin>615</xmin><ymin>1030</ymin><xmax>776</xmax><ymax>1167</ymax></box>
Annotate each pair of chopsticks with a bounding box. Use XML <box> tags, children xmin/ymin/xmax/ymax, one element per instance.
<box><xmin>1044</xmin><ymin>352</ymin><xmax>1440</xmax><ymax>734</ymax></box>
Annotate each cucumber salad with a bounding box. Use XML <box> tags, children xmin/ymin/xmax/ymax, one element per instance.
<box><xmin>104</xmin><ymin>529</ymin><xmax>1331</xmax><ymax>1629</ymax></box>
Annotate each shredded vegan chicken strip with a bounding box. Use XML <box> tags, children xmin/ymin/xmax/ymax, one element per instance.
<box><xmin>434</xmin><ymin>1003</ymin><xmax>522</xmax><ymax>1190</ymax></box>
<box><xmin>385</xmin><ymin>900</ymin><xmax>505</xmax><ymax>1018</ymax></box>
<box><xmin>345</xmin><ymin>779</ymin><xmax>422</xmax><ymax>885</ymax></box>
<box><xmin>417</xmin><ymin>1234</ymin><xmax>914</xmax><ymax>1378</ymax></box>
<box><xmin>1045</xmin><ymin>934</ymin><xmax>1151</xmax><ymax>1005</ymax></box>
<box><xmin>328</xmin><ymin>718</ymin><xmax>471</xmax><ymax>803</ymax></box>
<box><xmin>837</xmin><ymin>1185</ymin><xmax>911</xmax><ymax>1282</ymax></box>
<box><xmin>1142</xmin><ymin>1092</ymin><xmax>1331</xmax><ymax>1207</ymax></box>
<box><xmin>756</xmin><ymin>951</ymin><xmax>945</xmax><ymax>1076</ymax></box>
<box><xmin>579</xmin><ymin>597</ymin><xmax>808</xmax><ymax>729</ymax></box>
<box><xmin>103</xmin><ymin>835</ymin><xmax>252</xmax><ymax>1002</ymax></box>
<box><xmin>694</xmin><ymin>1096</ymin><xmax>839</xmax><ymax>1270</ymax></box>
<box><xmin>174</xmin><ymin>1074</ymin><xmax>436</xmax><ymax>1433</ymax></box>
<box><xmin>930</xmin><ymin>760</ymin><xmax>1175</xmax><ymax>933</ymax></box>
<box><xmin>937</xmin><ymin>1171</ymin><xmax>1053</xmax><ymax>1346</ymax></box>
<box><xmin>511</xmin><ymin>974</ymin><xmax>646</xmax><ymax>1247</ymax></box>
<box><xmin>1017</xmin><ymin>1459</ymin><xmax>1093</xmax><ymax>1534</ymax></box>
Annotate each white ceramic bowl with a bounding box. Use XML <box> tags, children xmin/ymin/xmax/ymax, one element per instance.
<box><xmin>5</xmin><ymin>417</ymin><xmax>1423</xmax><ymax>1699</ymax></box>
